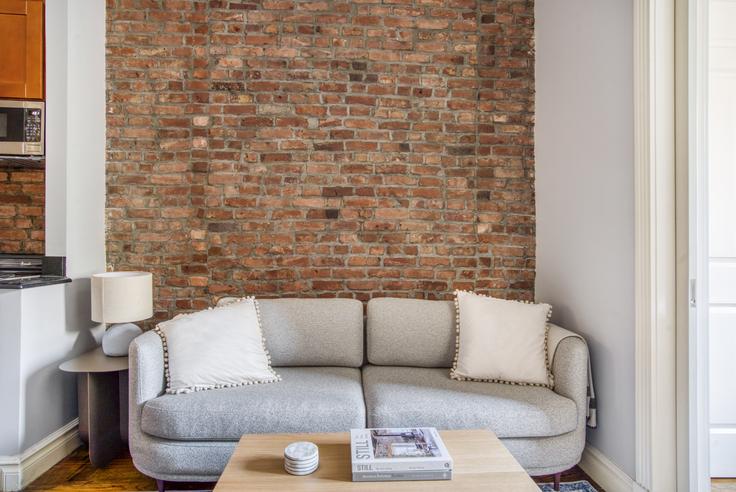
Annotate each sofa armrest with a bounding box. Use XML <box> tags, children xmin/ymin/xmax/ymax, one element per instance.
<box><xmin>129</xmin><ymin>330</ymin><xmax>165</xmax><ymax>409</ymax></box>
<box><xmin>548</xmin><ymin>324</ymin><xmax>589</xmax><ymax>428</ymax></box>
<box><xmin>128</xmin><ymin>329</ymin><xmax>169</xmax><ymax>475</ymax></box>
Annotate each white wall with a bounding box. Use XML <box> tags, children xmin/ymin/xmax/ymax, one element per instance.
<box><xmin>535</xmin><ymin>0</ymin><xmax>636</xmax><ymax>478</ymax></box>
<box><xmin>43</xmin><ymin>0</ymin><xmax>68</xmax><ymax>256</ymax></box>
<box><xmin>0</xmin><ymin>291</ymin><xmax>23</xmax><ymax>456</ymax></box>
<box><xmin>46</xmin><ymin>0</ymin><xmax>106</xmax><ymax>273</ymax></box>
<box><xmin>18</xmin><ymin>285</ymin><xmax>97</xmax><ymax>452</ymax></box>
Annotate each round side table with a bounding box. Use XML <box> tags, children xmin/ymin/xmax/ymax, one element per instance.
<box><xmin>60</xmin><ymin>347</ymin><xmax>129</xmax><ymax>467</ymax></box>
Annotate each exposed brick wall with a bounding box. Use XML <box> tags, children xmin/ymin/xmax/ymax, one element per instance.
<box><xmin>106</xmin><ymin>0</ymin><xmax>535</xmax><ymax>323</ymax></box>
<box><xmin>0</xmin><ymin>169</ymin><xmax>45</xmax><ymax>254</ymax></box>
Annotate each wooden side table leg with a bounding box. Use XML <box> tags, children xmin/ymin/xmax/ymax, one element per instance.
<box><xmin>79</xmin><ymin>372</ymin><xmax>124</xmax><ymax>467</ymax></box>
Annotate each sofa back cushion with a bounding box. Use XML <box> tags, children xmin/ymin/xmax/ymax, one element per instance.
<box><xmin>217</xmin><ymin>297</ymin><xmax>364</xmax><ymax>367</ymax></box>
<box><xmin>366</xmin><ymin>297</ymin><xmax>456</xmax><ymax>367</ymax></box>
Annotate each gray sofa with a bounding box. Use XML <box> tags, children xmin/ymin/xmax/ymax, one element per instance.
<box><xmin>129</xmin><ymin>297</ymin><xmax>588</xmax><ymax>484</ymax></box>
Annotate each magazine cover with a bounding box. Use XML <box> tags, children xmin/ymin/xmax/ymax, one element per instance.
<box><xmin>350</xmin><ymin>427</ymin><xmax>453</xmax><ymax>474</ymax></box>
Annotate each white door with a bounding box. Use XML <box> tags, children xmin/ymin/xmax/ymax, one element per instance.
<box><xmin>708</xmin><ymin>0</ymin><xmax>736</xmax><ymax>477</ymax></box>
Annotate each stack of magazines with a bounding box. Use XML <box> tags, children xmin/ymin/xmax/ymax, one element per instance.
<box><xmin>350</xmin><ymin>427</ymin><xmax>453</xmax><ymax>482</ymax></box>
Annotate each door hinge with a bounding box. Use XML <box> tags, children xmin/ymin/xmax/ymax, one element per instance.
<box><xmin>689</xmin><ymin>278</ymin><xmax>697</xmax><ymax>307</ymax></box>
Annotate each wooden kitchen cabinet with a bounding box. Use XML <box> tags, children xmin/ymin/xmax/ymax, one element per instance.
<box><xmin>0</xmin><ymin>0</ymin><xmax>44</xmax><ymax>100</ymax></box>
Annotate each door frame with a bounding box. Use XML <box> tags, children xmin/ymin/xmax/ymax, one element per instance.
<box><xmin>633</xmin><ymin>0</ymin><xmax>679</xmax><ymax>490</ymax></box>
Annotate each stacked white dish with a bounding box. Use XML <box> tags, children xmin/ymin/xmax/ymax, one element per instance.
<box><xmin>284</xmin><ymin>441</ymin><xmax>319</xmax><ymax>476</ymax></box>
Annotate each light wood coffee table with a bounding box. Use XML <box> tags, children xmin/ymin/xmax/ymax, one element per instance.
<box><xmin>214</xmin><ymin>429</ymin><xmax>539</xmax><ymax>491</ymax></box>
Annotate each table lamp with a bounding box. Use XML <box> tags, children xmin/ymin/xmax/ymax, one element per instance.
<box><xmin>91</xmin><ymin>271</ymin><xmax>153</xmax><ymax>356</ymax></box>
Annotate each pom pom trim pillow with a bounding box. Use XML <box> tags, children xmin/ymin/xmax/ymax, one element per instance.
<box><xmin>450</xmin><ymin>290</ymin><xmax>553</xmax><ymax>388</ymax></box>
<box><xmin>154</xmin><ymin>297</ymin><xmax>280</xmax><ymax>394</ymax></box>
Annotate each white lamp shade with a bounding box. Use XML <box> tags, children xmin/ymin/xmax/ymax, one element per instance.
<box><xmin>91</xmin><ymin>272</ymin><xmax>153</xmax><ymax>323</ymax></box>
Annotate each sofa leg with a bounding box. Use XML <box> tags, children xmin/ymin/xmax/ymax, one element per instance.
<box><xmin>156</xmin><ymin>479</ymin><xmax>165</xmax><ymax>492</ymax></box>
<box><xmin>553</xmin><ymin>472</ymin><xmax>561</xmax><ymax>491</ymax></box>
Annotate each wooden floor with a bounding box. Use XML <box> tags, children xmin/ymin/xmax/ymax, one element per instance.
<box><xmin>713</xmin><ymin>478</ymin><xmax>736</xmax><ymax>490</ymax></box>
<box><xmin>26</xmin><ymin>446</ymin><xmax>604</xmax><ymax>491</ymax></box>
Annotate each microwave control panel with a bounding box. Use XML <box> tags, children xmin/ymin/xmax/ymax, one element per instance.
<box><xmin>24</xmin><ymin>109</ymin><xmax>43</xmax><ymax>143</ymax></box>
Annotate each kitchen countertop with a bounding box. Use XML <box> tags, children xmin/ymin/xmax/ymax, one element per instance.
<box><xmin>0</xmin><ymin>276</ymin><xmax>71</xmax><ymax>289</ymax></box>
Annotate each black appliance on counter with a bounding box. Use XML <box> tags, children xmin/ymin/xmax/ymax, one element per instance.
<box><xmin>0</xmin><ymin>254</ymin><xmax>70</xmax><ymax>289</ymax></box>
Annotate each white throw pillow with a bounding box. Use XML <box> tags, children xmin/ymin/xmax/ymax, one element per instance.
<box><xmin>154</xmin><ymin>297</ymin><xmax>280</xmax><ymax>394</ymax></box>
<box><xmin>450</xmin><ymin>290</ymin><xmax>553</xmax><ymax>388</ymax></box>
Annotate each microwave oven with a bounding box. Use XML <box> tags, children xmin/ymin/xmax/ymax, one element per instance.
<box><xmin>0</xmin><ymin>100</ymin><xmax>44</xmax><ymax>156</ymax></box>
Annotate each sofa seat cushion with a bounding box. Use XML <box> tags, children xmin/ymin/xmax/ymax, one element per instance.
<box><xmin>362</xmin><ymin>366</ymin><xmax>577</xmax><ymax>439</ymax></box>
<box><xmin>141</xmin><ymin>367</ymin><xmax>366</xmax><ymax>441</ymax></box>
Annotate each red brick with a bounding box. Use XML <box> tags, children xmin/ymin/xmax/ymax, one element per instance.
<box><xmin>0</xmin><ymin>170</ymin><xmax>44</xmax><ymax>253</ymax></box>
<box><xmin>106</xmin><ymin>0</ymin><xmax>536</xmax><ymax>323</ymax></box>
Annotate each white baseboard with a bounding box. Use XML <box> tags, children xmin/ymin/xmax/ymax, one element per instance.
<box><xmin>0</xmin><ymin>419</ymin><xmax>81</xmax><ymax>492</ymax></box>
<box><xmin>579</xmin><ymin>444</ymin><xmax>644</xmax><ymax>492</ymax></box>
